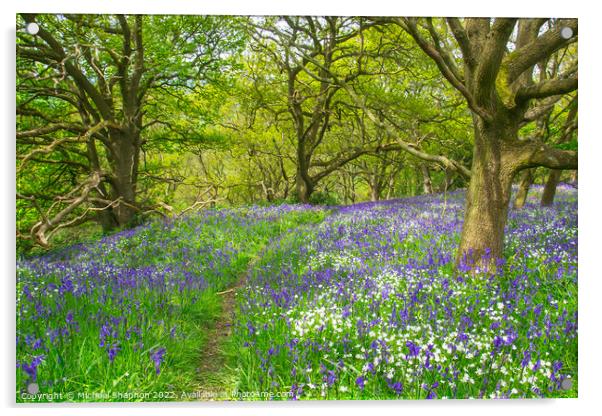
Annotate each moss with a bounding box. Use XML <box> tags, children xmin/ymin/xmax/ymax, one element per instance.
<box><xmin>495</xmin><ymin>62</ymin><xmax>514</xmax><ymax>108</ymax></box>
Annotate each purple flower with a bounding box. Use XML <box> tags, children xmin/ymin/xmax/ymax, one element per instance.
<box><xmin>21</xmin><ymin>355</ymin><xmax>45</xmax><ymax>381</ymax></box>
<box><xmin>150</xmin><ymin>347</ymin><xmax>166</xmax><ymax>375</ymax></box>
<box><xmin>246</xmin><ymin>322</ymin><xmax>256</xmax><ymax>336</ymax></box>
<box><xmin>423</xmin><ymin>382</ymin><xmax>439</xmax><ymax>399</ymax></box>
<box><xmin>108</xmin><ymin>344</ymin><xmax>120</xmax><ymax>363</ymax></box>
<box><xmin>521</xmin><ymin>350</ymin><xmax>531</xmax><ymax>368</ymax></box>
<box><xmin>502</xmin><ymin>327</ymin><xmax>518</xmax><ymax>345</ymax></box>
<box><xmin>387</xmin><ymin>380</ymin><xmax>403</xmax><ymax>395</ymax></box>
<box><xmin>99</xmin><ymin>324</ymin><xmax>112</xmax><ymax>348</ymax></box>
<box><xmin>290</xmin><ymin>383</ymin><xmax>303</xmax><ymax>400</ymax></box>
<box><xmin>406</xmin><ymin>341</ymin><xmax>421</xmax><ymax>358</ymax></box>
<box><xmin>355</xmin><ymin>375</ymin><xmax>365</xmax><ymax>390</ymax></box>
<box><xmin>324</xmin><ymin>370</ymin><xmax>336</xmax><ymax>386</ymax></box>
<box><xmin>493</xmin><ymin>335</ymin><xmax>504</xmax><ymax>349</ymax></box>
<box><xmin>532</xmin><ymin>359</ymin><xmax>542</xmax><ymax>372</ymax></box>
<box><xmin>381</xmin><ymin>286</ymin><xmax>391</xmax><ymax>300</ymax></box>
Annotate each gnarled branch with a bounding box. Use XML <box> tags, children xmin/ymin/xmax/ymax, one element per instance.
<box><xmin>516</xmin><ymin>75</ymin><xmax>578</xmax><ymax>101</ymax></box>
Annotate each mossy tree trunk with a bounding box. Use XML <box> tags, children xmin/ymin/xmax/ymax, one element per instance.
<box><xmin>457</xmin><ymin>117</ymin><xmax>517</xmax><ymax>270</ymax></box>
<box><xmin>399</xmin><ymin>17</ymin><xmax>579</xmax><ymax>270</ymax></box>
<box><xmin>295</xmin><ymin>171</ymin><xmax>314</xmax><ymax>204</ymax></box>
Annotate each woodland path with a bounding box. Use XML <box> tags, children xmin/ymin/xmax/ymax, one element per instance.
<box><xmin>194</xmin><ymin>256</ymin><xmax>258</xmax><ymax>400</ymax></box>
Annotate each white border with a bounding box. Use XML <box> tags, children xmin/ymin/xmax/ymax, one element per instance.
<box><xmin>2</xmin><ymin>1</ymin><xmax>599</xmax><ymax>416</ymax></box>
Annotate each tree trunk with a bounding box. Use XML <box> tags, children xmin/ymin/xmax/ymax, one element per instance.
<box><xmin>541</xmin><ymin>169</ymin><xmax>562</xmax><ymax>206</ymax></box>
<box><xmin>260</xmin><ymin>180</ymin><xmax>274</xmax><ymax>202</ymax></box>
<box><xmin>369</xmin><ymin>175</ymin><xmax>380</xmax><ymax>202</ymax></box>
<box><xmin>96</xmin><ymin>209</ymin><xmax>119</xmax><ymax>232</ymax></box>
<box><xmin>513</xmin><ymin>169</ymin><xmax>534</xmax><ymax>209</ymax></box>
<box><xmin>87</xmin><ymin>137</ymin><xmax>120</xmax><ymax>232</ymax></box>
<box><xmin>385</xmin><ymin>174</ymin><xmax>395</xmax><ymax>200</ymax></box>
<box><xmin>110</xmin><ymin>133</ymin><xmax>139</xmax><ymax>226</ymax></box>
<box><xmin>370</xmin><ymin>187</ymin><xmax>380</xmax><ymax>202</ymax></box>
<box><xmin>295</xmin><ymin>172</ymin><xmax>314</xmax><ymax>203</ymax></box>
<box><xmin>420</xmin><ymin>164</ymin><xmax>433</xmax><ymax>194</ymax></box>
<box><xmin>282</xmin><ymin>183</ymin><xmax>289</xmax><ymax>200</ymax></box>
<box><xmin>113</xmin><ymin>173</ymin><xmax>137</xmax><ymax>226</ymax></box>
<box><xmin>457</xmin><ymin>121</ymin><xmax>515</xmax><ymax>272</ymax></box>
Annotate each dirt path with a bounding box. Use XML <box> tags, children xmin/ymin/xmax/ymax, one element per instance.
<box><xmin>194</xmin><ymin>258</ymin><xmax>255</xmax><ymax>400</ymax></box>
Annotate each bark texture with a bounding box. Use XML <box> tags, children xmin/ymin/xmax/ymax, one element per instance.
<box><xmin>541</xmin><ymin>169</ymin><xmax>562</xmax><ymax>206</ymax></box>
<box><xmin>457</xmin><ymin>120</ymin><xmax>516</xmax><ymax>270</ymax></box>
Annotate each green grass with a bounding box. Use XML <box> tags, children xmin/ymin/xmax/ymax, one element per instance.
<box><xmin>16</xmin><ymin>206</ymin><xmax>328</xmax><ymax>402</ymax></box>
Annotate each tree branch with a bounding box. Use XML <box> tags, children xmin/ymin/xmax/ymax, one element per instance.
<box><xmin>516</xmin><ymin>75</ymin><xmax>577</xmax><ymax>101</ymax></box>
<box><xmin>504</xmin><ymin>19</ymin><xmax>578</xmax><ymax>82</ymax></box>
<box><xmin>29</xmin><ymin>172</ymin><xmax>103</xmax><ymax>247</ymax></box>
<box><xmin>513</xmin><ymin>139</ymin><xmax>577</xmax><ymax>172</ymax></box>
<box><xmin>446</xmin><ymin>18</ymin><xmax>474</xmax><ymax>67</ymax></box>
<box><xmin>398</xmin><ymin>17</ymin><xmax>491</xmax><ymax>121</ymax></box>
<box><xmin>521</xmin><ymin>95</ymin><xmax>565</xmax><ymax>125</ymax></box>
<box><xmin>473</xmin><ymin>18</ymin><xmax>517</xmax><ymax>100</ymax></box>
<box><xmin>21</xmin><ymin>13</ymin><xmax>114</xmax><ymax>120</ymax></box>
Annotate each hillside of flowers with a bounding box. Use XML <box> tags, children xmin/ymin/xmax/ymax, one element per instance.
<box><xmin>234</xmin><ymin>185</ymin><xmax>577</xmax><ymax>399</ymax></box>
<box><xmin>16</xmin><ymin>186</ymin><xmax>577</xmax><ymax>401</ymax></box>
<box><xmin>16</xmin><ymin>205</ymin><xmax>327</xmax><ymax>401</ymax></box>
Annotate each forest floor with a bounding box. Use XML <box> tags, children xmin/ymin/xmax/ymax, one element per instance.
<box><xmin>15</xmin><ymin>188</ymin><xmax>578</xmax><ymax>401</ymax></box>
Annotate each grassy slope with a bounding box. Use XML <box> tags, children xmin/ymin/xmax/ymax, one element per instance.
<box><xmin>16</xmin><ymin>187</ymin><xmax>578</xmax><ymax>401</ymax></box>
<box><xmin>16</xmin><ymin>206</ymin><xmax>327</xmax><ymax>402</ymax></box>
<box><xmin>231</xmin><ymin>188</ymin><xmax>578</xmax><ymax>400</ymax></box>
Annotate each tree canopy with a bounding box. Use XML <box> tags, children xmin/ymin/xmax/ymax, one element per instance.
<box><xmin>16</xmin><ymin>15</ymin><xmax>577</xmax><ymax>263</ymax></box>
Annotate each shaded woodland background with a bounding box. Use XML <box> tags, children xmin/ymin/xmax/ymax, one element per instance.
<box><xmin>16</xmin><ymin>15</ymin><xmax>577</xmax><ymax>263</ymax></box>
